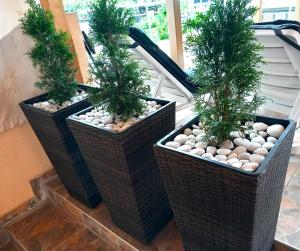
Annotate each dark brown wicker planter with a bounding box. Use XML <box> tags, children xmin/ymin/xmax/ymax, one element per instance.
<box><xmin>19</xmin><ymin>86</ymin><xmax>102</xmax><ymax>208</ymax></box>
<box><xmin>67</xmin><ymin>98</ymin><xmax>175</xmax><ymax>243</ymax></box>
<box><xmin>154</xmin><ymin>115</ymin><xmax>296</xmax><ymax>251</ymax></box>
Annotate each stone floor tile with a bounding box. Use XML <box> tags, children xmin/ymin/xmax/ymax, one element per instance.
<box><xmin>286</xmin><ymin>230</ymin><xmax>300</xmax><ymax>249</ymax></box>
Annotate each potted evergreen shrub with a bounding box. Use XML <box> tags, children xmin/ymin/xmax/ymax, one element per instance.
<box><xmin>66</xmin><ymin>0</ymin><xmax>175</xmax><ymax>243</ymax></box>
<box><xmin>154</xmin><ymin>0</ymin><xmax>296</xmax><ymax>250</ymax></box>
<box><xmin>19</xmin><ymin>0</ymin><xmax>101</xmax><ymax>208</ymax></box>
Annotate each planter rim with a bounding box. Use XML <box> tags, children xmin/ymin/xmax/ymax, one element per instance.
<box><xmin>19</xmin><ymin>84</ymin><xmax>91</xmax><ymax>116</ymax></box>
<box><xmin>155</xmin><ymin>114</ymin><xmax>296</xmax><ymax>177</ymax></box>
<box><xmin>67</xmin><ymin>97</ymin><xmax>175</xmax><ymax>136</ymax></box>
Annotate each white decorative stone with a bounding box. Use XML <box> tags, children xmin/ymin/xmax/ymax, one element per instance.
<box><xmin>221</xmin><ymin>140</ymin><xmax>234</xmax><ymax>149</ymax></box>
<box><xmin>79</xmin><ymin>115</ymin><xmax>87</xmax><ymax>120</ymax></box>
<box><xmin>216</xmin><ymin>148</ymin><xmax>232</xmax><ymax>156</ymax></box>
<box><xmin>188</xmin><ymin>135</ymin><xmax>196</xmax><ymax>140</ymax></box>
<box><xmin>238</xmin><ymin>152</ymin><xmax>250</xmax><ymax>160</ymax></box>
<box><xmin>196</xmin><ymin>141</ymin><xmax>207</xmax><ymax>149</ymax></box>
<box><xmin>202</xmin><ymin>153</ymin><xmax>213</xmax><ymax>159</ymax></box>
<box><xmin>233</xmin><ymin>138</ymin><xmax>251</xmax><ymax>147</ymax></box>
<box><xmin>211</xmin><ymin>157</ymin><xmax>218</xmax><ymax>161</ymax></box>
<box><xmin>258</xmin><ymin>131</ymin><xmax>268</xmax><ymax>138</ymax></box>
<box><xmin>254</xmin><ymin>148</ymin><xmax>268</xmax><ymax>156</ymax></box>
<box><xmin>253</xmin><ymin>122</ymin><xmax>268</xmax><ymax>131</ymax></box>
<box><xmin>219</xmin><ymin>160</ymin><xmax>228</xmax><ymax>164</ymax></box>
<box><xmin>228</xmin><ymin>153</ymin><xmax>238</xmax><ymax>159</ymax></box>
<box><xmin>242</xmin><ymin>162</ymin><xmax>259</xmax><ymax>171</ymax></box>
<box><xmin>230</xmin><ymin>131</ymin><xmax>245</xmax><ymax>138</ymax></box>
<box><xmin>185</xmin><ymin>141</ymin><xmax>196</xmax><ymax>148</ymax></box>
<box><xmin>232</xmin><ymin>146</ymin><xmax>247</xmax><ymax>155</ymax></box>
<box><xmin>206</xmin><ymin>146</ymin><xmax>217</xmax><ymax>155</ymax></box>
<box><xmin>246</xmin><ymin>142</ymin><xmax>261</xmax><ymax>152</ymax></box>
<box><xmin>262</xmin><ymin>142</ymin><xmax>274</xmax><ymax>150</ymax></box>
<box><xmin>215</xmin><ymin>155</ymin><xmax>227</xmax><ymax>161</ymax></box>
<box><xmin>227</xmin><ymin>158</ymin><xmax>239</xmax><ymax>165</ymax></box>
<box><xmin>249</xmin><ymin>154</ymin><xmax>265</xmax><ymax>164</ymax></box>
<box><xmin>245</xmin><ymin>121</ymin><xmax>254</xmax><ymax>127</ymax></box>
<box><xmin>184</xmin><ymin>128</ymin><xmax>192</xmax><ymax>136</ymax></box>
<box><xmin>195</xmin><ymin>133</ymin><xmax>206</xmax><ymax>142</ymax></box>
<box><xmin>174</xmin><ymin>134</ymin><xmax>188</xmax><ymax>145</ymax></box>
<box><xmin>250</xmin><ymin>132</ymin><xmax>259</xmax><ymax>139</ymax></box>
<box><xmin>192</xmin><ymin>124</ymin><xmax>200</xmax><ymax>129</ymax></box>
<box><xmin>267</xmin><ymin>137</ymin><xmax>277</xmax><ymax>144</ymax></box>
<box><xmin>165</xmin><ymin>141</ymin><xmax>180</xmax><ymax>149</ymax></box>
<box><xmin>102</xmin><ymin>116</ymin><xmax>113</xmax><ymax>124</ymax></box>
<box><xmin>251</xmin><ymin>135</ymin><xmax>265</xmax><ymax>145</ymax></box>
<box><xmin>232</xmin><ymin>162</ymin><xmax>243</xmax><ymax>168</ymax></box>
<box><xmin>267</xmin><ymin>124</ymin><xmax>285</xmax><ymax>138</ymax></box>
<box><xmin>240</xmin><ymin>160</ymin><xmax>249</xmax><ymax>164</ymax></box>
<box><xmin>177</xmin><ymin>145</ymin><xmax>191</xmax><ymax>152</ymax></box>
<box><xmin>190</xmin><ymin>148</ymin><xmax>205</xmax><ymax>156</ymax></box>
<box><xmin>192</xmin><ymin>129</ymin><xmax>202</xmax><ymax>136</ymax></box>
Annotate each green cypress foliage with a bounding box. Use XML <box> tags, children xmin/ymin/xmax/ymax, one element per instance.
<box><xmin>20</xmin><ymin>0</ymin><xmax>77</xmax><ymax>104</ymax></box>
<box><xmin>88</xmin><ymin>0</ymin><xmax>150</xmax><ymax>119</ymax></box>
<box><xmin>185</xmin><ymin>0</ymin><xmax>264</xmax><ymax>143</ymax></box>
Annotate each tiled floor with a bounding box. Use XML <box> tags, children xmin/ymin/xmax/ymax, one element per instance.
<box><xmin>5</xmin><ymin>202</ymin><xmax>116</xmax><ymax>251</ymax></box>
<box><xmin>277</xmin><ymin>156</ymin><xmax>300</xmax><ymax>249</ymax></box>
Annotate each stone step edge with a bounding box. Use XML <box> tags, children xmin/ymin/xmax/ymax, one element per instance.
<box><xmin>45</xmin><ymin>181</ymin><xmax>141</xmax><ymax>251</ymax></box>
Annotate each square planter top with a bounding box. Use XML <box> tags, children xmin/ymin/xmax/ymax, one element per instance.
<box><xmin>156</xmin><ymin>115</ymin><xmax>296</xmax><ymax>176</ymax></box>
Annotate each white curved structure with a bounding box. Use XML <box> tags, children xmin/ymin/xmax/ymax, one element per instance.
<box><xmin>255</xmin><ymin>28</ymin><xmax>300</xmax><ymax>122</ymax></box>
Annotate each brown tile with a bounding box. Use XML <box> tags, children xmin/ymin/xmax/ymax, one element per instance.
<box><xmin>6</xmin><ymin>202</ymin><xmax>84</xmax><ymax>251</ymax></box>
<box><xmin>0</xmin><ymin>241</ymin><xmax>18</xmax><ymax>251</ymax></box>
<box><xmin>53</xmin><ymin>229</ymin><xmax>117</xmax><ymax>251</ymax></box>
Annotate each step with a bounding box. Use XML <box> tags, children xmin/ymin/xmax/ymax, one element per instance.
<box><xmin>4</xmin><ymin>201</ymin><xmax>116</xmax><ymax>251</ymax></box>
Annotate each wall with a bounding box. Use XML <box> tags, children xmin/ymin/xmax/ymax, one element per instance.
<box><xmin>0</xmin><ymin>124</ymin><xmax>51</xmax><ymax>217</ymax></box>
<box><xmin>0</xmin><ymin>0</ymin><xmax>52</xmax><ymax>217</ymax></box>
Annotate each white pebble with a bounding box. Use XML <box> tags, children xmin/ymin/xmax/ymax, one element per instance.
<box><xmin>190</xmin><ymin>148</ymin><xmax>205</xmax><ymax>156</ymax></box>
<box><xmin>216</xmin><ymin>148</ymin><xmax>232</xmax><ymax>156</ymax></box>
<box><xmin>249</xmin><ymin>154</ymin><xmax>265</xmax><ymax>164</ymax></box>
<box><xmin>195</xmin><ymin>133</ymin><xmax>206</xmax><ymax>142</ymax></box>
<box><xmin>174</xmin><ymin>134</ymin><xmax>188</xmax><ymax>145</ymax></box>
<box><xmin>232</xmin><ymin>162</ymin><xmax>243</xmax><ymax>168</ymax></box>
<box><xmin>192</xmin><ymin>129</ymin><xmax>202</xmax><ymax>136</ymax></box>
<box><xmin>215</xmin><ymin>155</ymin><xmax>227</xmax><ymax>161</ymax></box>
<box><xmin>258</xmin><ymin>131</ymin><xmax>268</xmax><ymax>137</ymax></box>
<box><xmin>254</xmin><ymin>148</ymin><xmax>268</xmax><ymax>156</ymax></box>
<box><xmin>227</xmin><ymin>158</ymin><xmax>239</xmax><ymax>165</ymax></box>
<box><xmin>202</xmin><ymin>153</ymin><xmax>213</xmax><ymax>159</ymax></box>
<box><xmin>196</xmin><ymin>141</ymin><xmax>207</xmax><ymax>149</ymax></box>
<box><xmin>267</xmin><ymin>137</ymin><xmax>277</xmax><ymax>144</ymax></box>
<box><xmin>247</xmin><ymin>142</ymin><xmax>261</xmax><ymax>152</ymax></box>
<box><xmin>238</xmin><ymin>152</ymin><xmax>250</xmax><ymax>160</ymax></box>
<box><xmin>177</xmin><ymin>145</ymin><xmax>191</xmax><ymax>152</ymax></box>
<box><xmin>253</xmin><ymin>122</ymin><xmax>268</xmax><ymax>131</ymax></box>
<box><xmin>251</xmin><ymin>136</ymin><xmax>265</xmax><ymax>145</ymax></box>
<box><xmin>230</xmin><ymin>131</ymin><xmax>245</xmax><ymax>138</ymax></box>
<box><xmin>184</xmin><ymin>128</ymin><xmax>193</xmax><ymax>136</ymax></box>
<box><xmin>250</xmin><ymin>132</ymin><xmax>259</xmax><ymax>139</ymax></box>
<box><xmin>262</xmin><ymin>142</ymin><xmax>274</xmax><ymax>150</ymax></box>
<box><xmin>206</xmin><ymin>146</ymin><xmax>217</xmax><ymax>155</ymax></box>
<box><xmin>232</xmin><ymin>146</ymin><xmax>247</xmax><ymax>155</ymax></box>
<box><xmin>267</xmin><ymin>124</ymin><xmax>285</xmax><ymax>138</ymax></box>
<box><xmin>220</xmin><ymin>140</ymin><xmax>234</xmax><ymax>149</ymax></box>
<box><xmin>219</xmin><ymin>160</ymin><xmax>228</xmax><ymax>164</ymax></box>
<box><xmin>79</xmin><ymin>115</ymin><xmax>87</xmax><ymax>120</ymax></box>
<box><xmin>185</xmin><ymin>141</ymin><xmax>196</xmax><ymax>148</ymax></box>
<box><xmin>192</xmin><ymin>124</ymin><xmax>200</xmax><ymax>129</ymax></box>
<box><xmin>165</xmin><ymin>141</ymin><xmax>180</xmax><ymax>149</ymax></box>
<box><xmin>228</xmin><ymin>153</ymin><xmax>238</xmax><ymax>159</ymax></box>
<box><xmin>233</xmin><ymin>138</ymin><xmax>251</xmax><ymax>147</ymax></box>
<box><xmin>242</xmin><ymin>162</ymin><xmax>259</xmax><ymax>171</ymax></box>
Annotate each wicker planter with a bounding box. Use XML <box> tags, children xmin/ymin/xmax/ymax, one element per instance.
<box><xmin>67</xmin><ymin>98</ymin><xmax>175</xmax><ymax>243</ymax></box>
<box><xmin>19</xmin><ymin>86</ymin><xmax>101</xmax><ymax>208</ymax></box>
<box><xmin>154</xmin><ymin>115</ymin><xmax>296</xmax><ymax>251</ymax></box>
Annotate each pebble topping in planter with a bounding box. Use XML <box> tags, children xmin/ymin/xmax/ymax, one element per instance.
<box><xmin>32</xmin><ymin>90</ymin><xmax>88</xmax><ymax>113</ymax></box>
<box><xmin>72</xmin><ymin>100</ymin><xmax>162</xmax><ymax>133</ymax></box>
<box><xmin>165</xmin><ymin>122</ymin><xmax>285</xmax><ymax>172</ymax></box>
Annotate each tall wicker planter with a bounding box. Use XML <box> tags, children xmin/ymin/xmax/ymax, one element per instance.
<box><xmin>67</xmin><ymin>98</ymin><xmax>175</xmax><ymax>243</ymax></box>
<box><xmin>19</xmin><ymin>86</ymin><xmax>101</xmax><ymax>208</ymax></box>
<box><xmin>154</xmin><ymin>115</ymin><xmax>296</xmax><ymax>251</ymax></box>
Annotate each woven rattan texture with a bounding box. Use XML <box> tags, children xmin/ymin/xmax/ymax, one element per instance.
<box><xmin>67</xmin><ymin>99</ymin><xmax>176</xmax><ymax>243</ymax></box>
<box><xmin>154</xmin><ymin>116</ymin><xmax>296</xmax><ymax>251</ymax></box>
<box><xmin>19</xmin><ymin>92</ymin><xmax>102</xmax><ymax>208</ymax></box>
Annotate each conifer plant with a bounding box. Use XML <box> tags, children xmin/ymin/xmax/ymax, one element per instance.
<box><xmin>185</xmin><ymin>0</ymin><xmax>264</xmax><ymax>143</ymax></box>
<box><xmin>88</xmin><ymin>0</ymin><xmax>149</xmax><ymax>119</ymax></box>
<box><xmin>20</xmin><ymin>0</ymin><xmax>77</xmax><ymax>104</ymax></box>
